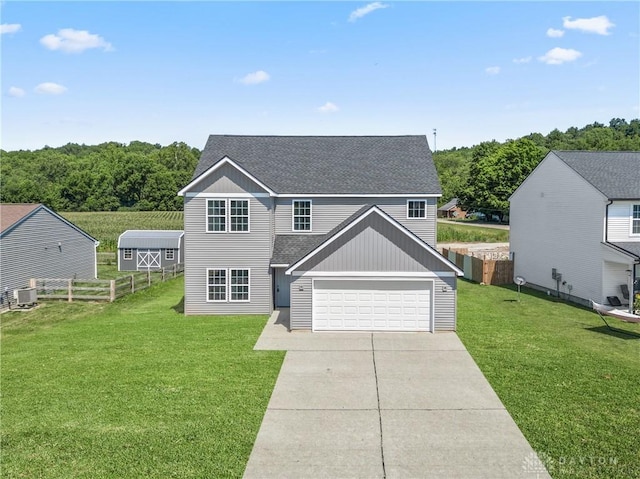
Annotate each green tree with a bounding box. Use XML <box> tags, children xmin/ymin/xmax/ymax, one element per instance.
<box><xmin>457</xmin><ymin>138</ymin><xmax>545</xmax><ymax>220</ymax></box>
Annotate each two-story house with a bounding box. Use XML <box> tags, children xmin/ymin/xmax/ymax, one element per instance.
<box><xmin>178</xmin><ymin>135</ymin><xmax>462</xmax><ymax>331</ymax></box>
<box><xmin>510</xmin><ymin>150</ymin><xmax>640</xmax><ymax>310</ymax></box>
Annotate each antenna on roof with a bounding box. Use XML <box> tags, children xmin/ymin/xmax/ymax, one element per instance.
<box><xmin>432</xmin><ymin>128</ymin><xmax>437</xmax><ymax>152</ymax></box>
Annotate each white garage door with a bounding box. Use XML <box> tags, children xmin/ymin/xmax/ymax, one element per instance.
<box><xmin>312</xmin><ymin>280</ymin><xmax>432</xmax><ymax>331</ymax></box>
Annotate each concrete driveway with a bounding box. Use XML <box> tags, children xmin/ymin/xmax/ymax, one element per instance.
<box><xmin>244</xmin><ymin>310</ymin><xmax>551</xmax><ymax>479</ymax></box>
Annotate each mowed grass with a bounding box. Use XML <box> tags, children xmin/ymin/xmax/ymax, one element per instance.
<box><xmin>457</xmin><ymin>280</ymin><xmax>640</xmax><ymax>479</ymax></box>
<box><xmin>1</xmin><ymin>277</ymin><xmax>285</xmax><ymax>478</ymax></box>
<box><xmin>437</xmin><ymin>221</ymin><xmax>509</xmax><ymax>243</ymax></box>
<box><xmin>61</xmin><ymin>211</ymin><xmax>184</xmax><ymax>252</ymax></box>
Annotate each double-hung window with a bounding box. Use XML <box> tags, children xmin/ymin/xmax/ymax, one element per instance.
<box><xmin>207</xmin><ymin>269</ymin><xmax>227</xmax><ymax>302</ymax></box>
<box><xmin>633</xmin><ymin>204</ymin><xmax>640</xmax><ymax>235</ymax></box>
<box><xmin>407</xmin><ymin>200</ymin><xmax>426</xmax><ymax>219</ymax></box>
<box><xmin>293</xmin><ymin>200</ymin><xmax>312</xmax><ymax>231</ymax></box>
<box><xmin>207</xmin><ymin>199</ymin><xmax>249</xmax><ymax>232</ymax></box>
<box><xmin>206</xmin><ymin>268</ymin><xmax>249</xmax><ymax>302</ymax></box>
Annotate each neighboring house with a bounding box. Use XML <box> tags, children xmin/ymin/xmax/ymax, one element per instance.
<box><xmin>510</xmin><ymin>151</ymin><xmax>640</xmax><ymax>309</ymax></box>
<box><xmin>0</xmin><ymin>203</ymin><xmax>99</xmax><ymax>297</ymax></box>
<box><xmin>178</xmin><ymin>135</ymin><xmax>463</xmax><ymax>332</ymax></box>
<box><xmin>117</xmin><ymin>230</ymin><xmax>184</xmax><ymax>271</ymax></box>
<box><xmin>437</xmin><ymin>198</ymin><xmax>466</xmax><ymax>218</ymax></box>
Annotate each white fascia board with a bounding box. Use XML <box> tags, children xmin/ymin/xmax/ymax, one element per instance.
<box><xmin>285</xmin><ymin>205</ymin><xmax>463</xmax><ymax>276</ymax></box>
<box><xmin>270</xmin><ymin>264</ymin><xmax>290</xmax><ymax>268</ymax></box>
<box><xmin>277</xmin><ymin>193</ymin><xmax>441</xmax><ymax>198</ymax></box>
<box><xmin>177</xmin><ymin>156</ymin><xmax>277</xmax><ymax>197</ymax></box>
<box><xmin>291</xmin><ymin>271</ymin><xmax>457</xmax><ymax>278</ymax></box>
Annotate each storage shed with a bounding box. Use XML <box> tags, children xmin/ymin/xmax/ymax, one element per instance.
<box><xmin>117</xmin><ymin>230</ymin><xmax>184</xmax><ymax>271</ymax></box>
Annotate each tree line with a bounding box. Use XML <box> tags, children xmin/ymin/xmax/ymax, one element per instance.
<box><xmin>1</xmin><ymin>118</ymin><xmax>638</xmax><ymax>214</ymax></box>
<box><xmin>1</xmin><ymin>141</ymin><xmax>200</xmax><ymax>211</ymax></box>
<box><xmin>435</xmin><ymin>118</ymin><xmax>640</xmax><ymax>220</ymax></box>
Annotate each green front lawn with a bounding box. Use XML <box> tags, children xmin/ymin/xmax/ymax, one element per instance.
<box><xmin>457</xmin><ymin>281</ymin><xmax>640</xmax><ymax>479</ymax></box>
<box><xmin>1</xmin><ymin>278</ymin><xmax>284</xmax><ymax>478</ymax></box>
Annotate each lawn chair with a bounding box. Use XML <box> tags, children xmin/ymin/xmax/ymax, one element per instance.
<box><xmin>620</xmin><ymin>284</ymin><xmax>630</xmax><ymax>305</ymax></box>
<box><xmin>591</xmin><ymin>300</ymin><xmax>640</xmax><ymax>337</ymax></box>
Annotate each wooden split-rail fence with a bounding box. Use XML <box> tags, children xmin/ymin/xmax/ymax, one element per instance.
<box><xmin>30</xmin><ymin>264</ymin><xmax>184</xmax><ymax>303</ymax></box>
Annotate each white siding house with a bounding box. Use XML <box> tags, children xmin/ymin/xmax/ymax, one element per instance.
<box><xmin>510</xmin><ymin>151</ymin><xmax>640</xmax><ymax>310</ymax></box>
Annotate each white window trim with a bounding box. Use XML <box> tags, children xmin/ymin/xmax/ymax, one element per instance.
<box><xmin>206</xmin><ymin>198</ymin><xmax>251</xmax><ymax>233</ymax></box>
<box><xmin>165</xmin><ymin>249</ymin><xmax>174</xmax><ymax>260</ymax></box>
<box><xmin>406</xmin><ymin>199</ymin><xmax>427</xmax><ymax>219</ymax></box>
<box><xmin>292</xmin><ymin>199</ymin><xmax>313</xmax><ymax>232</ymax></box>
<box><xmin>229</xmin><ymin>268</ymin><xmax>251</xmax><ymax>302</ymax></box>
<box><xmin>206</xmin><ymin>268</ymin><xmax>228</xmax><ymax>302</ymax></box>
<box><xmin>631</xmin><ymin>204</ymin><xmax>640</xmax><ymax>236</ymax></box>
<box><xmin>205</xmin><ymin>268</ymin><xmax>250</xmax><ymax>303</ymax></box>
<box><xmin>123</xmin><ymin>248</ymin><xmax>133</xmax><ymax>260</ymax></box>
<box><xmin>229</xmin><ymin>199</ymin><xmax>251</xmax><ymax>233</ymax></box>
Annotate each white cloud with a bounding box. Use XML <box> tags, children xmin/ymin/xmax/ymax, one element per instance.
<box><xmin>485</xmin><ymin>66</ymin><xmax>500</xmax><ymax>75</ymax></box>
<box><xmin>546</xmin><ymin>28</ymin><xmax>564</xmax><ymax>38</ymax></box>
<box><xmin>538</xmin><ymin>47</ymin><xmax>582</xmax><ymax>65</ymax></box>
<box><xmin>317</xmin><ymin>102</ymin><xmax>339</xmax><ymax>113</ymax></box>
<box><xmin>562</xmin><ymin>16</ymin><xmax>615</xmax><ymax>35</ymax></box>
<box><xmin>35</xmin><ymin>82</ymin><xmax>68</xmax><ymax>95</ymax></box>
<box><xmin>8</xmin><ymin>86</ymin><xmax>26</xmax><ymax>97</ymax></box>
<box><xmin>239</xmin><ymin>70</ymin><xmax>270</xmax><ymax>85</ymax></box>
<box><xmin>349</xmin><ymin>2</ymin><xmax>389</xmax><ymax>22</ymax></box>
<box><xmin>1</xmin><ymin>23</ymin><xmax>22</xmax><ymax>34</ymax></box>
<box><xmin>40</xmin><ymin>28</ymin><xmax>113</xmax><ymax>53</ymax></box>
<box><xmin>513</xmin><ymin>56</ymin><xmax>532</xmax><ymax>64</ymax></box>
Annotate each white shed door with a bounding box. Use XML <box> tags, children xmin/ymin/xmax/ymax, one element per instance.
<box><xmin>313</xmin><ymin>280</ymin><xmax>431</xmax><ymax>331</ymax></box>
<box><xmin>137</xmin><ymin>250</ymin><xmax>161</xmax><ymax>270</ymax></box>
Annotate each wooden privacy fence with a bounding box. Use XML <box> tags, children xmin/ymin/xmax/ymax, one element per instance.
<box><xmin>443</xmin><ymin>248</ymin><xmax>514</xmax><ymax>285</ymax></box>
<box><xmin>30</xmin><ymin>263</ymin><xmax>184</xmax><ymax>303</ymax></box>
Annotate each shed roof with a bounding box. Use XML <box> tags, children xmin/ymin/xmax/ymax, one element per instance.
<box><xmin>554</xmin><ymin>151</ymin><xmax>640</xmax><ymax>200</ymax></box>
<box><xmin>187</xmin><ymin>135</ymin><xmax>441</xmax><ymax>195</ymax></box>
<box><xmin>118</xmin><ymin>230</ymin><xmax>184</xmax><ymax>249</ymax></box>
<box><xmin>438</xmin><ymin>198</ymin><xmax>460</xmax><ymax>211</ymax></box>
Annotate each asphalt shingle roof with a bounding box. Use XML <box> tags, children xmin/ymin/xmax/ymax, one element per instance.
<box><xmin>609</xmin><ymin>242</ymin><xmax>640</xmax><ymax>260</ymax></box>
<box><xmin>554</xmin><ymin>151</ymin><xmax>640</xmax><ymax>200</ymax></box>
<box><xmin>192</xmin><ymin>135</ymin><xmax>441</xmax><ymax>195</ymax></box>
<box><xmin>0</xmin><ymin>203</ymin><xmax>41</xmax><ymax>233</ymax></box>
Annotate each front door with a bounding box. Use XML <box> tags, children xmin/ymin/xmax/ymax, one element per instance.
<box><xmin>275</xmin><ymin>268</ymin><xmax>291</xmax><ymax>307</ymax></box>
<box><xmin>137</xmin><ymin>249</ymin><xmax>161</xmax><ymax>270</ymax></box>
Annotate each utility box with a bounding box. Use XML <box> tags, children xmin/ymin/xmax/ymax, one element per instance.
<box><xmin>14</xmin><ymin>287</ymin><xmax>37</xmax><ymax>307</ymax></box>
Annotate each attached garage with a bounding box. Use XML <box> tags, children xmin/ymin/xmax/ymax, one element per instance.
<box><xmin>312</xmin><ymin>279</ymin><xmax>432</xmax><ymax>331</ymax></box>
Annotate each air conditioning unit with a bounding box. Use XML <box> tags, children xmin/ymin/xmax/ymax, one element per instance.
<box><xmin>14</xmin><ymin>287</ymin><xmax>37</xmax><ymax>307</ymax></box>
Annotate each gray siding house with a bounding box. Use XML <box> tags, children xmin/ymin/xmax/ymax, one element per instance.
<box><xmin>0</xmin><ymin>204</ymin><xmax>98</xmax><ymax>297</ymax></box>
<box><xmin>178</xmin><ymin>135</ymin><xmax>463</xmax><ymax>331</ymax></box>
<box><xmin>117</xmin><ymin>230</ymin><xmax>184</xmax><ymax>271</ymax></box>
<box><xmin>510</xmin><ymin>151</ymin><xmax>640</xmax><ymax>310</ymax></box>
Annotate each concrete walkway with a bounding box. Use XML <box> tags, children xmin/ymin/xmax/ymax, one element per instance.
<box><xmin>244</xmin><ymin>310</ymin><xmax>551</xmax><ymax>479</ymax></box>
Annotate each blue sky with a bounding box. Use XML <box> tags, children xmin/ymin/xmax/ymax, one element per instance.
<box><xmin>1</xmin><ymin>1</ymin><xmax>638</xmax><ymax>151</ymax></box>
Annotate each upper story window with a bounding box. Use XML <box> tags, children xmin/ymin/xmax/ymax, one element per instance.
<box><xmin>633</xmin><ymin>204</ymin><xmax>640</xmax><ymax>235</ymax></box>
<box><xmin>293</xmin><ymin>200</ymin><xmax>312</xmax><ymax>231</ymax></box>
<box><xmin>207</xmin><ymin>199</ymin><xmax>249</xmax><ymax>233</ymax></box>
<box><xmin>407</xmin><ymin>200</ymin><xmax>426</xmax><ymax>219</ymax></box>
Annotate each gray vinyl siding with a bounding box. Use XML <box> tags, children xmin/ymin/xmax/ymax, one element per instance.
<box><xmin>510</xmin><ymin>152</ymin><xmax>607</xmax><ymax>303</ymax></box>
<box><xmin>290</xmin><ymin>276</ymin><xmax>312</xmax><ymax>329</ymax></box>
<box><xmin>183</xmin><ymin>195</ymin><xmax>273</xmax><ymax>314</ymax></box>
<box><xmin>433</xmin><ymin>275</ymin><xmax>456</xmax><ymax>331</ymax></box>
<box><xmin>195</xmin><ymin>163</ymin><xmax>269</xmax><ymax>194</ymax></box>
<box><xmin>274</xmin><ymin>197</ymin><xmax>437</xmax><ymax>246</ymax></box>
<box><xmin>0</xmin><ymin>208</ymin><xmax>96</xmax><ymax>294</ymax></box>
<box><xmin>295</xmin><ymin>213</ymin><xmax>445</xmax><ymax>272</ymax></box>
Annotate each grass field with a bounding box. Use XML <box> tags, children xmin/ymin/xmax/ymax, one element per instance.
<box><xmin>61</xmin><ymin>211</ymin><xmax>508</xmax><ymax>252</ymax></box>
<box><xmin>61</xmin><ymin>211</ymin><xmax>184</xmax><ymax>252</ymax></box>
<box><xmin>1</xmin><ymin>278</ymin><xmax>285</xmax><ymax>478</ymax></box>
<box><xmin>3</xmin><ymin>277</ymin><xmax>639</xmax><ymax>478</ymax></box>
<box><xmin>457</xmin><ymin>281</ymin><xmax>640</xmax><ymax>479</ymax></box>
